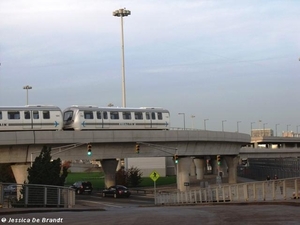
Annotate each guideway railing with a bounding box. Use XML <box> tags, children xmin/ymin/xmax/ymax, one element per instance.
<box><xmin>0</xmin><ymin>183</ymin><xmax>75</xmax><ymax>208</ymax></box>
<box><xmin>155</xmin><ymin>177</ymin><xmax>300</xmax><ymax>205</ymax></box>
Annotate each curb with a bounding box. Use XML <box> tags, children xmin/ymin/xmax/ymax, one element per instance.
<box><xmin>0</xmin><ymin>208</ymin><xmax>105</xmax><ymax>215</ymax></box>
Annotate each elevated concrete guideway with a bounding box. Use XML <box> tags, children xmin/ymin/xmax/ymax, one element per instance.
<box><xmin>0</xmin><ymin>130</ymin><xmax>250</xmax><ymax>162</ymax></box>
<box><xmin>240</xmin><ymin>147</ymin><xmax>300</xmax><ymax>158</ymax></box>
<box><xmin>0</xmin><ymin>130</ymin><xmax>250</xmax><ymax>191</ymax></box>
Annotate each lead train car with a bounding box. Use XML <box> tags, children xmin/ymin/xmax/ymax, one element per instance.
<box><xmin>63</xmin><ymin>105</ymin><xmax>170</xmax><ymax>131</ymax></box>
<box><xmin>0</xmin><ymin>105</ymin><xmax>63</xmax><ymax>131</ymax></box>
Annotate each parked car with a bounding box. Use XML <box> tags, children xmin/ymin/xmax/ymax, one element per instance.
<box><xmin>292</xmin><ymin>191</ymin><xmax>300</xmax><ymax>199</ymax></box>
<box><xmin>4</xmin><ymin>184</ymin><xmax>17</xmax><ymax>194</ymax></box>
<box><xmin>102</xmin><ymin>185</ymin><xmax>131</xmax><ymax>198</ymax></box>
<box><xmin>70</xmin><ymin>181</ymin><xmax>93</xmax><ymax>194</ymax></box>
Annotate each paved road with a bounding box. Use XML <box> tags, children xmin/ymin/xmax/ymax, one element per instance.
<box><xmin>1</xmin><ymin>204</ymin><xmax>300</xmax><ymax>225</ymax></box>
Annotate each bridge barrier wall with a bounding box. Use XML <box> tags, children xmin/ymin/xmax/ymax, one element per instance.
<box><xmin>155</xmin><ymin>177</ymin><xmax>300</xmax><ymax>205</ymax></box>
<box><xmin>0</xmin><ymin>183</ymin><xmax>75</xmax><ymax>208</ymax></box>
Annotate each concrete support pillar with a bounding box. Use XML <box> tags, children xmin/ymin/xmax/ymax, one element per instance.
<box><xmin>212</xmin><ymin>159</ymin><xmax>218</xmax><ymax>175</ymax></box>
<box><xmin>11</xmin><ymin>163</ymin><xmax>30</xmax><ymax>184</ymax></box>
<box><xmin>11</xmin><ymin>163</ymin><xmax>30</xmax><ymax>199</ymax></box>
<box><xmin>194</xmin><ymin>158</ymin><xmax>205</xmax><ymax>180</ymax></box>
<box><xmin>219</xmin><ymin>158</ymin><xmax>228</xmax><ymax>177</ymax></box>
<box><xmin>224</xmin><ymin>155</ymin><xmax>239</xmax><ymax>184</ymax></box>
<box><xmin>190</xmin><ymin>159</ymin><xmax>196</xmax><ymax>176</ymax></box>
<box><xmin>177</xmin><ymin>157</ymin><xmax>193</xmax><ymax>192</ymax></box>
<box><xmin>100</xmin><ymin>159</ymin><xmax>118</xmax><ymax>188</ymax></box>
<box><xmin>116</xmin><ymin>158</ymin><xmax>122</xmax><ymax>171</ymax></box>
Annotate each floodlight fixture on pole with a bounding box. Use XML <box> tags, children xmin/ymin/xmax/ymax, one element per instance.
<box><xmin>113</xmin><ymin>8</ymin><xmax>131</xmax><ymax>107</ymax></box>
<box><xmin>23</xmin><ymin>85</ymin><xmax>32</xmax><ymax>105</ymax></box>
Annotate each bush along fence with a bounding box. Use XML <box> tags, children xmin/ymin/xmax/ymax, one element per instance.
<box><xmin>155</xmin><ymin>177</ymin><xmax>300</xmax><ymax>205</ymax></box>
<box><xmin>0</xmin><ymin>183</ymin><xmax>75</xmax><ymax>208</ymax></box>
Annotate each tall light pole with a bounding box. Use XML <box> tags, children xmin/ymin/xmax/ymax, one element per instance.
<box><xmin>237</xmin><ymin>121</ymin><xmax>241</xmax><ymax>133</ymax></box>
<box><xmin>286</xmin><ymin>124</ymin><xmax>291</xmax><ymax>137</ymax></box>
<box><xmin>191</xmin><ymin>115</ymin><xmax>195</xmax><ymax>129</ymax></box>
<box><xmin>113</xmin><ymin>8</ymin><xmax>131</xmax><ymax>107</ymax></box>
<box><xmin>263</xmin><ymin>123</ymin><xmax>267</xmax><ymax>136</ymax></box>
<box><xmin>204</xmin><ymin>119</ymin><xmax>209</xmax><ymax>130</ymax></box>
<box><xmin>23</xmin><ymin>85</ymin><xmax>32</xmax><ymax>105</ymax></box>
<box><xmin>178</xmin><ymin>113</ymin><xmax>185</xmax><ymax>130</ymax></box>
<box><xmin>275</xmin><ymin>124</ymin><xmax>280</xmax><ymax>137</ymax></box>
<box><xmin>222</xmin><ymin>120</ymin><xmax>226</xmax><ymax>132</ymax></box>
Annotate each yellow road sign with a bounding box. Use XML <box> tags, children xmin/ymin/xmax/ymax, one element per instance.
<box><xmin>149</xmin><ymin>170</ymin><xmax>160</xmax><ymax>182</ymax></box>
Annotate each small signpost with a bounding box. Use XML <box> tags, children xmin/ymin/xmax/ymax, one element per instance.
<box><xmin>150</xmin><ymin>170</ymin><xmax>160</xmax><ymax>204</ymax></box>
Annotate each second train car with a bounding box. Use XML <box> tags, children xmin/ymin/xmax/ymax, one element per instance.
<box><xmin>63</xmin><ymin>105</ymin><xmax>170</xmax><ymax>131</ymax></box>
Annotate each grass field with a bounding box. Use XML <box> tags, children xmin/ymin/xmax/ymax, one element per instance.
<box><xmin>65</xmin><ymin>172</ymin><xmax>176</xmax><ymax>190</ymax></box>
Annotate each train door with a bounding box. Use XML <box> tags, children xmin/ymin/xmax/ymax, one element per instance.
<box><xmin>32</xmin><ymin>110</ymin><xmax>42</xmax><ymax>129</ymax></box>
<box><xmin>145</xmin><ymin>112</ymin><xmax>152</xmax><ymax>129</ymax></box>
<box><xmin>150</xmin><ymin>112</ymin><xmax>157</xmax><ymax>129</ymax></box>
<box><xmin>22</xmin><ymin>110</ymin><xmax>32</xmax><ymax>130</ymax></box>
<box><xmin>95</xmin><ymin>111</ymin><xmax>109</xmax><ymax>129</ymax></box>
<box><xmin>102</xmin><ymin>111</ymin><xmax>109</xmax><ymax>128</ymax></box>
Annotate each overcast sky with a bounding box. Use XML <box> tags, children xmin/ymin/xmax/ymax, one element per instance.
<box><xmin>0</xmin><ymin>0</ymin><xmax>299</xmax><ymax>134</ymax></box>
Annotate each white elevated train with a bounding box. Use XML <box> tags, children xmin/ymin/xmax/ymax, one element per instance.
<box><xmin>63</xmin><ymin>105</ymin><xmax>170</xmax><ymax>131</ymax></box>
<box><xmin>0</xmin><ymin>105</ymin><xmax>63</xmax><ymax>131</ymax></box>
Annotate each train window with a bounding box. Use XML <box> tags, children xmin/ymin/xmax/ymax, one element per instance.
<box><xmin>123</xmin><ymin>112</ymin><xmax>131</xmax><ymax>120</ymax></box>
<box><xmin>8</xmin><ymin>111</ymin><xmax>20</xmax><ymax>120</ymax></box>
<box><xmin>97</xmin><ymin>111</ymin><xmax>101</xmax><ymax>119</ymax></box>
<box><xmin>63</xmin><ymin>111</ymin><xmax>73</xmax><ymax>121</ymax></box>
<box><xmin>110</xmin><ymin>111</ymin><xmax>119</xmax><ymax>120</ymax></box>
<box><xmin>135</xmin><ymin>112</ymin><xmax>143</xmax><ymax>120</ymax></box>
<box><xmin>43</xmin><ymin>111</ymin><xmax>50</xmax><ymax>119</ymax></box>
<box><xmin>151</xmin><ymin>112</ymin><xmax>156</xmax><ymax>120</ymax></box>
<box><xmin>0</xmin><ymin>111</ymin><xmax>2</xmax><ymax>120</ymax></box>
<box><xmin>146</xmin><ymin>112</ymin><xmax>150</xmax><ymax>120</ymax></box>
<box><xmin>157</xmin><ymin>112</ymin><xmax>163</xmax><ymax>120</ymax></box>
<box><xmin>33</xmin><ymin>111</ymin><xmax>39</xmax><ymax>119</ymax></box>
<box><xmin>103</xmin><ymin>111</ymin><xmax>108</xmax><ymax>119</ymax></box>
<box><xmin>84</xmin><ymin>111</ymin><xmax>94</xmax><ymax>119</ymax></box>
<box><xmin>24</xmin><ymin>111</ymin><xmax>30</xmax><ymax>119</ymax></box>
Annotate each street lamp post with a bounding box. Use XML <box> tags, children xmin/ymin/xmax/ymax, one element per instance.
<box><xmin>286</xmin><ymin>124</ymin><xmax>291</xmax><ymax>137</ymax></box>
<box><xmin>113</xmin><ymin>8</ymin><xmax>131</xmax><ymax>107</ymax></box>
<box><xmin>23</xmin><ymin>85</ymin><xmax>32</xmax><ymax>105</ymax></box>
<box><xmin>204</xmin><ymin>119</ymin><xmax>209</xmax><ymax>130</ymax></box>
<box><xmin>237</xmin><ymin>121</ymin><xmax>241</xmax><ymax>133</ymax></box>
<box><xmin>297</xmin><ymin>125</ymin><xmax>300</xmax><ymax>137</ymax></box>
<box><xmin>178</xmin><ymin>113</ymin><xmax>185</xmax><ymax>130</ymax></box>
<box><xmin>275</xmin><ymin>124</ymin><xmax>280</xmax><ymax>137</ymax></box>
<box><xmin>222</xmin><ymin>120</ymin><xmax>226</xmax><ymax>132</ymax></box>
<box><xmin>263</xmin><ymin>123</ymin><xmax>267</xmax><ymax>136</ymax></box>
<box><xmin>191</xmin><ymin>115</ymin><xmax>195</xmax><ymax>129</ymax></box>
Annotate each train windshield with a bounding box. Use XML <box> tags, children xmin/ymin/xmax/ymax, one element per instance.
<box><xmin>63</xmin><ymin>111</ymin><xmax>73</xmax><ymax>121</ymax></box>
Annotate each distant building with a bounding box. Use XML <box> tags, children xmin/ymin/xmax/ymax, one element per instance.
<box><xmin>282</xmin><ymin>131</ymin><xmax>299</xmax><ymax>137</ymax></box>
<box><xmin>251</xmin><ymin>129</ymin><xmax>274</xmax><ymax>137</ymax></box>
